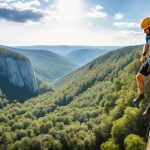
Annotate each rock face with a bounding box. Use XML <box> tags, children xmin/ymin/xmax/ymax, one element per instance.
<box><xmin>0</xmin><ymin>49</ymin><xmax>39</xmax><ymax>101</ymax></box>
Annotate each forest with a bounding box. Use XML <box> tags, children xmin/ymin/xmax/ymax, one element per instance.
<box><xmin>0</xmin><ymin>45</ymin><xmax>149</xmax><ymax>150</ymax></box>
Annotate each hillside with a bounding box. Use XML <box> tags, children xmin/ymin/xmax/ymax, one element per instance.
<box><xmin>0</xmin><ymin>48</ymin><xmax>27</xmax><ymax>60</ymax></box>
<box><xmin>66</xmin><ymin>49</ymin><xmax>108</xmax><ymax>65</ymax></box>
<box><xmin>14</xmin><ymin>50</ymin><xmax>78</xmax><ymax>82</ymax></box>
<box><xmin>0</xmin><ymin>44</ymin><xmax>149</xmax><ymax>150</ymax></box>
<box><xmin>56</xmin><ymin>45</ymin><xmax>143</xmax><ymax>88</ymax></box>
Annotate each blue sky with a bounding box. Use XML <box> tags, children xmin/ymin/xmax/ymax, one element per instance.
<box><xmin>0</xmin><ymin>0</ymin><xmax>149</xmax><ymax>46</ymax></box>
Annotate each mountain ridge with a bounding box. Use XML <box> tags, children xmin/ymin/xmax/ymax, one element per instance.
<box><xmin>66</xmin><ymin>48</ymin><xmax>108</xmax><ymax>65</ymax></box>
<box><xmin>13</xmin><ymin>45</ymin><xmax>122</xmax><ymax>56</ymax></box>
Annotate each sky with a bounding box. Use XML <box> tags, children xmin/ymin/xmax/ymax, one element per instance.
<box><xmin>0</xmin><ymin>0</ymin><xmax>149</xmax><ymax>46</ymax></box>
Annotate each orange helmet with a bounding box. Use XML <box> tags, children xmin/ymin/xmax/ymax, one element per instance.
<box><xmin>141</xmin><ymin>17</ymin><xmax>150</xmax><ymax>29</ymax></box>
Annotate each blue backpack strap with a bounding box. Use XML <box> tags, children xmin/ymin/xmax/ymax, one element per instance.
<box><xmin>147</xmin><ymin>58</ymin><xmax>150</xmax><ymax>65</ymax></box>
<box><xmin>146</xmin><ymin>35</ymin><xmax>150</xmax><ymax>45</ymax></box>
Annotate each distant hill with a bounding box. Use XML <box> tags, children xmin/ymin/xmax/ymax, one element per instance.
<box><xmin>0</xmin><ymin>45</ymin><xmax>78</xmax><ymax>82</ymax></box>
<box><xmin>66</xmin><ymin>48</ymin><xmax>109</xmax><ymax>65</ymax></box>
<box><xmin>16</xmin><ymin>50</ymin><xmax>78</xmax><ymax>82</ymax></box>
<box><xmin>13</xmin><ymin>45</ymin><xmax>122</xmax><ymax>56</ymax></box>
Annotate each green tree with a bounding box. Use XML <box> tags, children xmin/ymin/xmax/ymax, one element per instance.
<box><xmin>111</xmin><ymin>107</ymin><xmax>142</xmax><ymax>144</ymax></box>
<box><xmin>124</xmin><ymin>134</ymin><xmax>146</xmax><ymax>150</ymax></box>
<box><xmin>100</xmin><ymin>138</ymin><xmax>119</xmax><ymax>150</ymax></box>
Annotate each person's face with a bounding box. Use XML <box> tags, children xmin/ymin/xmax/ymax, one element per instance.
<box><xmin>144</xmin><ymin>28</ymin><xmax>150</xmax><ymax>35</ymax></box>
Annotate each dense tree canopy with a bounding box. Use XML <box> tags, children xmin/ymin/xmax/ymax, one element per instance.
<box><xmin>0</xmin><ymin>45</ymin><xmax>149</xmax><ymax>150</ymax></box>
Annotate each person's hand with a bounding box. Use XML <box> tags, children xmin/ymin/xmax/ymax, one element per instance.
<box><xmin>140</xmin><ymin>55</ymin><xmax>147</xmax><ymax>64</ymax></box>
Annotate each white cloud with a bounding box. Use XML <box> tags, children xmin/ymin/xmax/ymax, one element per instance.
<box><xmin>85</xmin><ymin>5</ymin><xmax>107</xmax><ymax>19</ymax></box>
<box><xmin>114</xmin><ymin>12</ymin><xmax>124</xmax><ymax>20</ymax></box>
<box><xmin>0</xmin><ymin>0</ymin><xmax>40</xmax><ymax>11</ymax></box>
<box><xmin>114</xmin><ymin>22</ymin><xmax>127</xmax><ymax>27</ymax></box>
<box><xmin>127</xmin><ymin>22</ymin><xmax>140</xmax><ymax>28</ymax></box>
<box><xmin>0</xmin><ymin>0</ymin><xmax>46</xmax><ymax>23</ymax></box>
<box><xmin>0</xmin><ymin>1</ymin><xmax>58</xmax><ymax>24</ymax></box>
<box><xmin>95</xmin><ymin>5</ymin><xmax>103</xmax><ymax>10</ymax></box>
<box><xmin>24</xmin><ymin>7</ymin><xmax>58</xmax><ymax>26</ymax></box>
<box><xmin>87</xmin><ymin>22</ymin><xmax>93</xmax><ymax>27</ymax></box>
<box><xmin>113</xmin><ymin>30</ymin><xmax>143</xmax><ymax>39</ymax></box>
<box><xmin>40</xmin><ymin>9</ymin><xmax>58</xmax><ymax>25</ymax></box>
<box><xmin>0</xmin><ymin>0</ymin><xmax>14</xmax><ymax>2</ymax></box>
<box><xmin>114</xmin><ymin>21</ymin><xmax>140</xmax><ymax>28</ymax></box>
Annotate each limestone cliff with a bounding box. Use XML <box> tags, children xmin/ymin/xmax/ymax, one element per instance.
<box><xmin>0</xmin><ymin>48</ymin><xmax>39</xmax><ymax>101</ymax></box>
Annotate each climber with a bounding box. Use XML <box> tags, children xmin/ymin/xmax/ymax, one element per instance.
<box><xmin>132</xmin><ymin>17</ymin><xmax>150</xmax><ymax>114</ymax></box>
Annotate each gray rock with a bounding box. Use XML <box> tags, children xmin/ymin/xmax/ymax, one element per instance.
<box><xmin>0</xmin><ymin>55</ymin><xmax>39</xmax><ymax>94</ymax></box>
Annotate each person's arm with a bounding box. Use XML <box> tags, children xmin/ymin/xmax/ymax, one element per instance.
<box><xmin>142</xmin><ymin>43</ymin><xmax>149</xmax><ymax>55</ymax></box>
<box><xmin>140</xmin><ymin>43</ymin><xmax>149</xmax><ymax>64</ymax></box>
